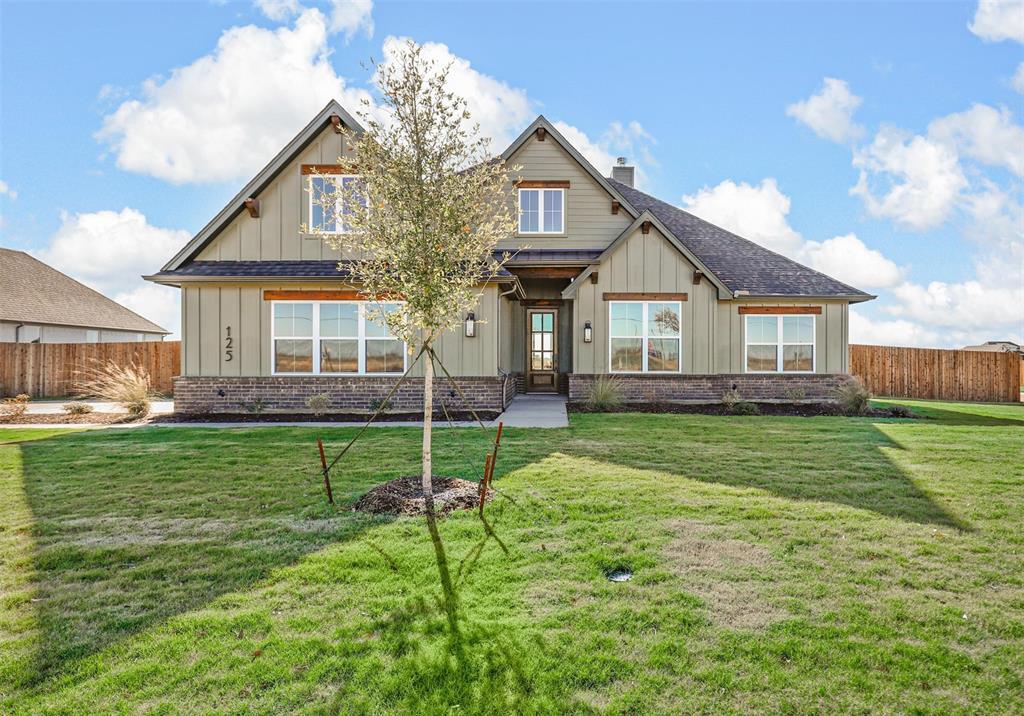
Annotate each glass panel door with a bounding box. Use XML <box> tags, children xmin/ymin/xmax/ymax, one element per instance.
<box><xmin>527</xmin><ymin>309</ymin><xmax>558</xmax><ymax>392</ymax></box>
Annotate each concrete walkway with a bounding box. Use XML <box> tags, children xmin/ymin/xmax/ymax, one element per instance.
<box><xmin>23</xmin><ymin>399</ymin><xmax>174</xmax><ymax>415</ymax></box>
<box><xmin>495</xmin><ymin>394</ymin><xmax>569</xmax><ymax>428</ymax></box>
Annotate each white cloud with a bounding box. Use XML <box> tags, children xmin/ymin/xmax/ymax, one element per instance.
<box><xmin>552</xmin><ymin>120</ymin><xmax>657</xmax><ymax>186</ymax></box>
<box><xmin>0</xmin><ymin>179</ymin><xmax>16</xmax><ymax>200</ymax></box>
<box><xmin>1013</xmin><ymin>62</ymin><xmax>1024</xmax><ymax>93</ymax></box>
<box><xmin>850</xmin><ymin>125</ymin><xmax>968</xmax><ymax>230</ymax></box>
<box><xmin>682</xmin><ymin>178</ymin><xmax>804</xmax><ymax>254</ymax></box>
<box><xmin>927</xmin><ymin>103</ymin><xmax>1024</xmax><ymax>177</ymax></box>
<box><xmin>378</xmin><ymin>36</ymin><xmax>534</xmax><ymax>150</ymax></box>
<box><xmin>800</xmin><ymin>233</ymin><xmax>904</xmax><ymax>290</ymax></box>
<box><xmin>968</xmin><ymin>0</ymin><xmax>1024</xmax><ymax>43</ymax></box>
<box><xmin>98</xmin><ymin>9</ymin><xmax>373</xmax><ymax>184</ymax></box>
<box><xmin>34</xmin><ymin>208</ymin><xmax>190</xmax><ymax>337</ymax></box>
<box><xmin>848</xmin><ymin>310</ymin><xmax>940</xmax><ymax>347</ymax></box>
<box><xmin>254</xmin><ymin>0</ymin><xmax>373</xmax><ymax>39</ymax></box>
<box><xmin>786</xmin><ymin>77</ymin><xmax>865</xmax><ymax>144</ymax></box>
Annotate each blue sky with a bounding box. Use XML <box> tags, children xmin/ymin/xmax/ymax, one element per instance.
<box><xmin>1</xmin><ymin>0</ymin><xmax>1022</xmax><ymax>344</ymax></box>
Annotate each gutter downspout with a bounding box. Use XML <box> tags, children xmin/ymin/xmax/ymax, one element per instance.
<box><xmin>496</xmin><ymin>281</ymin><xmax>520</xmax><ymax>410</ymax></box>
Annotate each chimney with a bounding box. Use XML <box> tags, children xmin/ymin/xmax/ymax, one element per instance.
<box><xmin>611</xmin><ymin>156</ymin><xmax>634</xmax><ymax>188</ymax></box>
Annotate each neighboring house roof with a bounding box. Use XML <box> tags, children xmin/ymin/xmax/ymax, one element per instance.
<box><xmin>606</xmin><ymin>179</ymin><xmax>874</xmax><ymax>301</ymax></box>
<box><xmin>0</xmin><ymin>248</ymin><xmax>169</xmax><ymax>334</ymax></box>
<box><xmin>162</xmin><ymin>100</ymin><xmax>364</xmax><ymax>271</ymax></box>
<box><xmin>147</xmin><ymin>260</ymin><xmax>515</xmax><ymax>283</ymax></box>
<box><xmin>962</xmin><ymin>341</ymin><xmax>1023</xmax><ymax>353</ymax></box>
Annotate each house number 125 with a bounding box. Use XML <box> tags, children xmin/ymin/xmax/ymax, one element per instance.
<box><xmin>224</xmin><ymin>326</ymin><xmax>234</xmax><ymax>362</ymax></box>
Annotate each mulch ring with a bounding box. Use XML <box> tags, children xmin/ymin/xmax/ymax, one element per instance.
<box><xmin>353</xmin><ymin>475</ymin><xmax>492</xmax><ymax>516</ymax></box>
<box><xmin>568</xmin><ymin>401</ymin><xmax>920</xmax><ymax>419</ymax></box>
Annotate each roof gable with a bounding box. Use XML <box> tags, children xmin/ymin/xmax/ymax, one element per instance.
<box><xmin>162</xmin><ymin>100</ymin><xmax>364</xmax><ymax>271</ymax></box>
<box><xmin>0</xmin><ymin>249</ymin><xmax>168</xmax><ymax>333</ymax></box>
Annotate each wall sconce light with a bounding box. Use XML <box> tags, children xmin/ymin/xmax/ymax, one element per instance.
<box><xmin>465</xmin><ymin>312</ymin><xmax>476</xmax><ymax>338</ymax></box>
<box><xmin>583</xmin><ymin>320</ymin><xmax>593</xmax><ymax>343</ymax></box>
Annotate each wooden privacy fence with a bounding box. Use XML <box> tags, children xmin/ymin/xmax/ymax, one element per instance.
<box><xmin>850</xmin><ymin>344</ymin><xmax>1022</xmax><ymax>403</ymax></box>
<box><xmin>0</xmin><ymin>341</ymin><xmax>180</xmax><ymax>398</ymax></box>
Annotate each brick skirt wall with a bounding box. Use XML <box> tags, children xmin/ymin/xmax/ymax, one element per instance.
<box><xmin>568</xmin><ymin>373</ymin><xmax>846</xmax><ymax>403</ymax></box>
<box><xmin>173</xmin><ymin>375</ymin><xmax>513</xmax><ymax>415</ymax></box>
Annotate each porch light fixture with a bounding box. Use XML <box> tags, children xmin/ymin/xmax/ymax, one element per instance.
<box><xmin>465</xmin><ymin>312</ymin><xmax>476</xmax><ymax>338</ymax></box>
<box><xmin>584</xmin><ymin>321</ymin><xmax>593</xmax><ymax>343</ymax></box>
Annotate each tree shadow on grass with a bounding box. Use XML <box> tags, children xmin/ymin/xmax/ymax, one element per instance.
<box><xmin>874</xmin><ymin>402</ymin><xmax>1024</xmax><ymax>426</ymax></box>
<box><xmin>564</xmin><ymin>414</ymin><xmax>970</xmax><ymax>531</ymax></box>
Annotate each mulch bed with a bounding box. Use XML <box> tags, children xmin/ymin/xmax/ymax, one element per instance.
<box><xmin>152</xmin><ymin>410</ymin><xmax>501</xmax><ymax>424</ymax></box>
<box><xmin>352</xmin><ymin>475</ymin><xmax>492</xmax><ymax>516</ymax></box>
<box><xmin>568</xmin><ymin>402</ymin><xmax>920</xmax><ymax>419</ymax></box>
<box><xmin>0</xmin><ymin>412</ymin><xmax>136</xmax><ymax>425</ymax></box>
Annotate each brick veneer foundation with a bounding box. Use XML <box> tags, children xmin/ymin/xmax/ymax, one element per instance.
<box><xmin>173</xmin><ymin>375</ymin><xmax>519</xmax><ymax>415</ymax></box>
<box><xmin>568</xmin><ymin>373</ymin><xmax>847</xmax><ymax>403</ymax></box>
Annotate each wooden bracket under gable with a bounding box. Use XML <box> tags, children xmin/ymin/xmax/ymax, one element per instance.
<box><xmin>611</xmin><ymin>200</ymin><xmax>620</xmax><ymax>215</ymax></box>
<box><xmin>536</xmin><ymin>127</ymin><xmax>547</xmax><ymax>141</ymax></box>
<box><xmin>330</xmin><ymin>114</ymin><xmax>343</xmax><ymax>134</ymax></box>
<box><xmin>693</xmin><ymin>270</ymin><xmax>704</xmax><ymax>286</ymax></box>
<box><xmin>641</xmin><ymin>220</ymin><xmax>652</xmax><ymax>235</ymax></box>
<box><xmin>244</xmin><ymin>198</ymin><xmax>260</xmax><ymax>218</ymax></box>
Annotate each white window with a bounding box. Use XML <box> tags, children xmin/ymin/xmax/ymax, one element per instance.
<box><xmin>744</xmin><ymin>314</ymin><xmax>815</xmax><ymax>373</ymax></box>
<box><xmin>518</xmin><ymin>188</ymin><xmax>564</xmax><ymax>234</ymax></box>
<box><xmin>309</xmin><ymin>175</ymin><xmax>361</xmax><ymax>234</ymax></box>
<box><xmin>608</xmin><ymin>301</ymin><xmax>681</xmax><ymax>373</ymax></box>
<box><xmin>272</xmin><ymin>301</ymin><xmax>406</xmax><ymax>375</ymax></box>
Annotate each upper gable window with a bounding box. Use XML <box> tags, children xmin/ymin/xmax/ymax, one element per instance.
<box><xmin>519</xmin><ymin>188</ymin><xmax>564</xmax><ymax>234</ymax></box>
<box><xmin>309</xmin><ymin>175</ymin><xmax>360</xmax><ymax>234</ymax></box>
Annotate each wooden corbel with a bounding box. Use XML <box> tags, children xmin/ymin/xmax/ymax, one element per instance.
<box><xmin>244</xmin><ymin>198</ymin><xmax>260</xmax><ymax>218</ymax></box>
<box><xmin>641</xmin><ymin>220</ymin><xmax>652</xmax><ymax>235</ymax></box>
<box><xmin>536</xmin><ymin>127</ymin><xmax>547</xmax><ymax>141</ymax></box>
<box><xmin>330</xmin><ymin>114</ymin><xmax>343</xmax><ymax>134</ymax></box>
<box><xmin>611</xmin><ymin>200</ymin><xmax>620</xmax><ymax>215</ymax></box>
<box><xmin>590</xmin><ymin>272</ymin><xmax>599</xmax><ymax>284</ymax></box>
<box><xmin>692</xmin><ymin>270</ymin><xmax>704</xmax><ymax>285</ymax></box>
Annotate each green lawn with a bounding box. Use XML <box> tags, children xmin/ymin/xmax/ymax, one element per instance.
<box><xmin>2</xmin><ymin>400</ymin><xmax>1022</xmax><ymax>714</ymax></box>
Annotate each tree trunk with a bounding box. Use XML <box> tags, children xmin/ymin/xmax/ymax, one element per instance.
<box><xmin>421</xmin><ymin>342</ymin><xmax>435</xmax><ymax>516</ymax></box>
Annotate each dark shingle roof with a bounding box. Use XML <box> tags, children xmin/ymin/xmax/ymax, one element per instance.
<box><xmin>607</xmin><ymin>179</ymin><xmax>873</xmax><ymax>299</ymax></box>
<box><xmin>150</xmin><ymin>260</ymin><xmax>514</xmax><ymax>280</ymax></box>
<box><xmin>0</xmin><ymin>249</ymin><xmax>168</xmax><ymax>334</ymax></box>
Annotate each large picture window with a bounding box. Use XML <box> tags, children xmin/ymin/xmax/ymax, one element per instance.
<box><xmin>309</xmin><ymin>175</ymin><xmax>361</xmax><ymax>234</ymax></box>
<box><xmin>518</xmin><ymin>188</ymin><xmax>564</xmax><ymax>234</ymax></box>
<box><xmin>608</xmin><ymin>301</ymin><xmax>681</xmax><ymax>373</ymax></box>
<box><xmin>272</xmin><ymin>301</ymin><xmax>406</xmax><ymax>375</ymax></box>
<box><xmin>744</xmin><ymin>314</ymin><xmax>815</xmax><ymax>373</ymax></box>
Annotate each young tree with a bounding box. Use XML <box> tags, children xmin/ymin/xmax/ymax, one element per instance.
<box><xmin>312</xmin><ymin>40</ymin><xmax>517</xmax><ymax>516</ymax></box>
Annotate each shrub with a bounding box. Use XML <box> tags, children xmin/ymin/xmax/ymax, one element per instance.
<box><xmin>834</xmin><ymin>377</ymin><xmax>871</xmax><ymax>415</ymax></box>
<box><xmin>784</xmin><ymin>387</ymin><xmax>807</xmax><ymax>403</ymax></box>
<box><xmin>242</xmin><ymin>398</ymin><xmax>268</xmax><ymax>416</ymax></box>
<box><xmin>13</xmin><ymin>394</ymin><xmax>30</xmax><ymax>404</ymax></box>
<box><xmin>731</xmin><ymin>401</ymin><xmax>761</xmax><ymax>416</ymax></box>
<box><xmin>0</xmin><ymin>396</ymin><xmax>28</xmax><ymax>421</ymax></box>
<box><xmin>585</xmin><ymin>376</ymin><xmax>623</xmax><ymax>411</ymax></box>
<box><xmin>76</xmin><ymin>361</ymin><xmax>152</xmax><ymax>418</ymax></box>
<box><xmin>721</xmin><ymin>389</ymin><xmax>742</xmax><ymax>410</ymax></box>
<box><xmin>369</xmin><ymin>397</ymin><xmax>392</xmax><ymax>413</ymax></box>
<box><xmin>886</xmin><ymin>404</ymin><xmax>916</xmax><ymax>419</ymax></box>
<box><xmin>63</xmin><ymin>401</ymin><xmax>94</xmax><ymax>416</ymax></box>
<box><xmin>305</xmin><ymin>394</ymin><xmax>330</xmax><ymax>416</ymax></box>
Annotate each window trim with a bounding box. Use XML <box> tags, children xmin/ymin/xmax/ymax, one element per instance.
<box><xmin>518</xmin><ymin>187</ymin><xmax>565</xmax><ymax>235</ymax></box>
<box><xmin>307</xmin><ymin>174</ymin><xmax>360</xmax><ymax>235</ymax></box>
<box><xmin>743</xmin><ymin>314</ymin><xmax>816</xmax><ymax>374</ymax></box>
<box><xmin>271</xmin><ymin>300</ymin><xmax>407</xmax><ymax>376</ymax></box>
<box><xmin>607</xmin><ymin>300</ymin><xmax>683</xmax><ymax>374</ymax></box>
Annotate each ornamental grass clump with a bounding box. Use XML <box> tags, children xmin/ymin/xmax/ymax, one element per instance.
<box><xmin>585</xmin><ymin>376</ymin><xmax>624</xmax><ymax>411</ymax></box>
<box><xmin>835</xmin><ymin>377</ymin><xmax>871</xmax><ymax>415</ymax></box>
<box><xmin>62</xmin><ymin>401</ymin><xmax>94</xmax><ymax>416</ymax></box>
<box><xmin>77</xmin><ymin>362</ymin><xmax>152</xmax><ymax>418</ymax></box>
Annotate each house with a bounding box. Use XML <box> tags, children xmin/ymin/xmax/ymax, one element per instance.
<box><xmin>146</xmin><ymin>100</ymin><xmax>873</xmax><ymax>414</ymax></box>
<box><xmin>962</xmin><ymin>341</ymin><xmax>1024</xmax><ymax>357</ymax></box>
<box><xmin>1</xmin><ymin>248</ymin><xmax>168</xmax><ymax>343</ymax></box>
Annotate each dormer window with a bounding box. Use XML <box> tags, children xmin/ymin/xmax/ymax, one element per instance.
<box><xmin>309</xmin><ymin>174</ymin><xmax>360</xmax><ymax>234</ymax></box>
<box><xmin>519</xmin><ymin>188</ymin><xmax>564</xmax><ymax>234</ymax></box>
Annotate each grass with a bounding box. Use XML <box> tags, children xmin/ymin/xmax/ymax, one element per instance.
<box><xmin>1</xmin><ymin>400</ymin><xmax>1022</xmax><ymax>714</ymax></box>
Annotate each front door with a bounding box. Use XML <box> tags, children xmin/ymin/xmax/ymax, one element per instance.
<box><xmin>527</xmin><ymin>309</ymin><xmax>558</xmax><ymax>392</ymax></box>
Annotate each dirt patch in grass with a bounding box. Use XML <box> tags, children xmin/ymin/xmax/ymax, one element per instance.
<box><xmin>0</xmin><ymin>412</ymin><xmax>135</xmax><ymax>425</ymax></box>
<box><xmin>352</xmin><ymin>475</ymin><xmax>491</xmax><ymax>516</ymax></box>
<box><xmin>570</xmin><ymin>401</ymin><xmax>920</xmax><ymax>419</ymax></box>
<box><xmin>664</xmin><ymin>519</ymin><xmax>783</xmax><ymax>629</ymax></box>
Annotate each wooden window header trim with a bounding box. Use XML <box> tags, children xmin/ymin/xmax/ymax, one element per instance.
<box><xmin>515</xmin><ymin>180</ymin><xmax>570</xmax><ymax>189</ymax></box>
<box><xmin>300</xmin><ymin>164</ymin><xmax>352</xmax><ymax>175</ymax></box>
<box><xmin>738</xmin><ymin>306</ymin><xmax>822</xmax><ymax>315</ymax></box>
<box><xmin>603</xmin><ymin>292</ymin><xmax>688</xmax><ymax>301</ymax></box>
